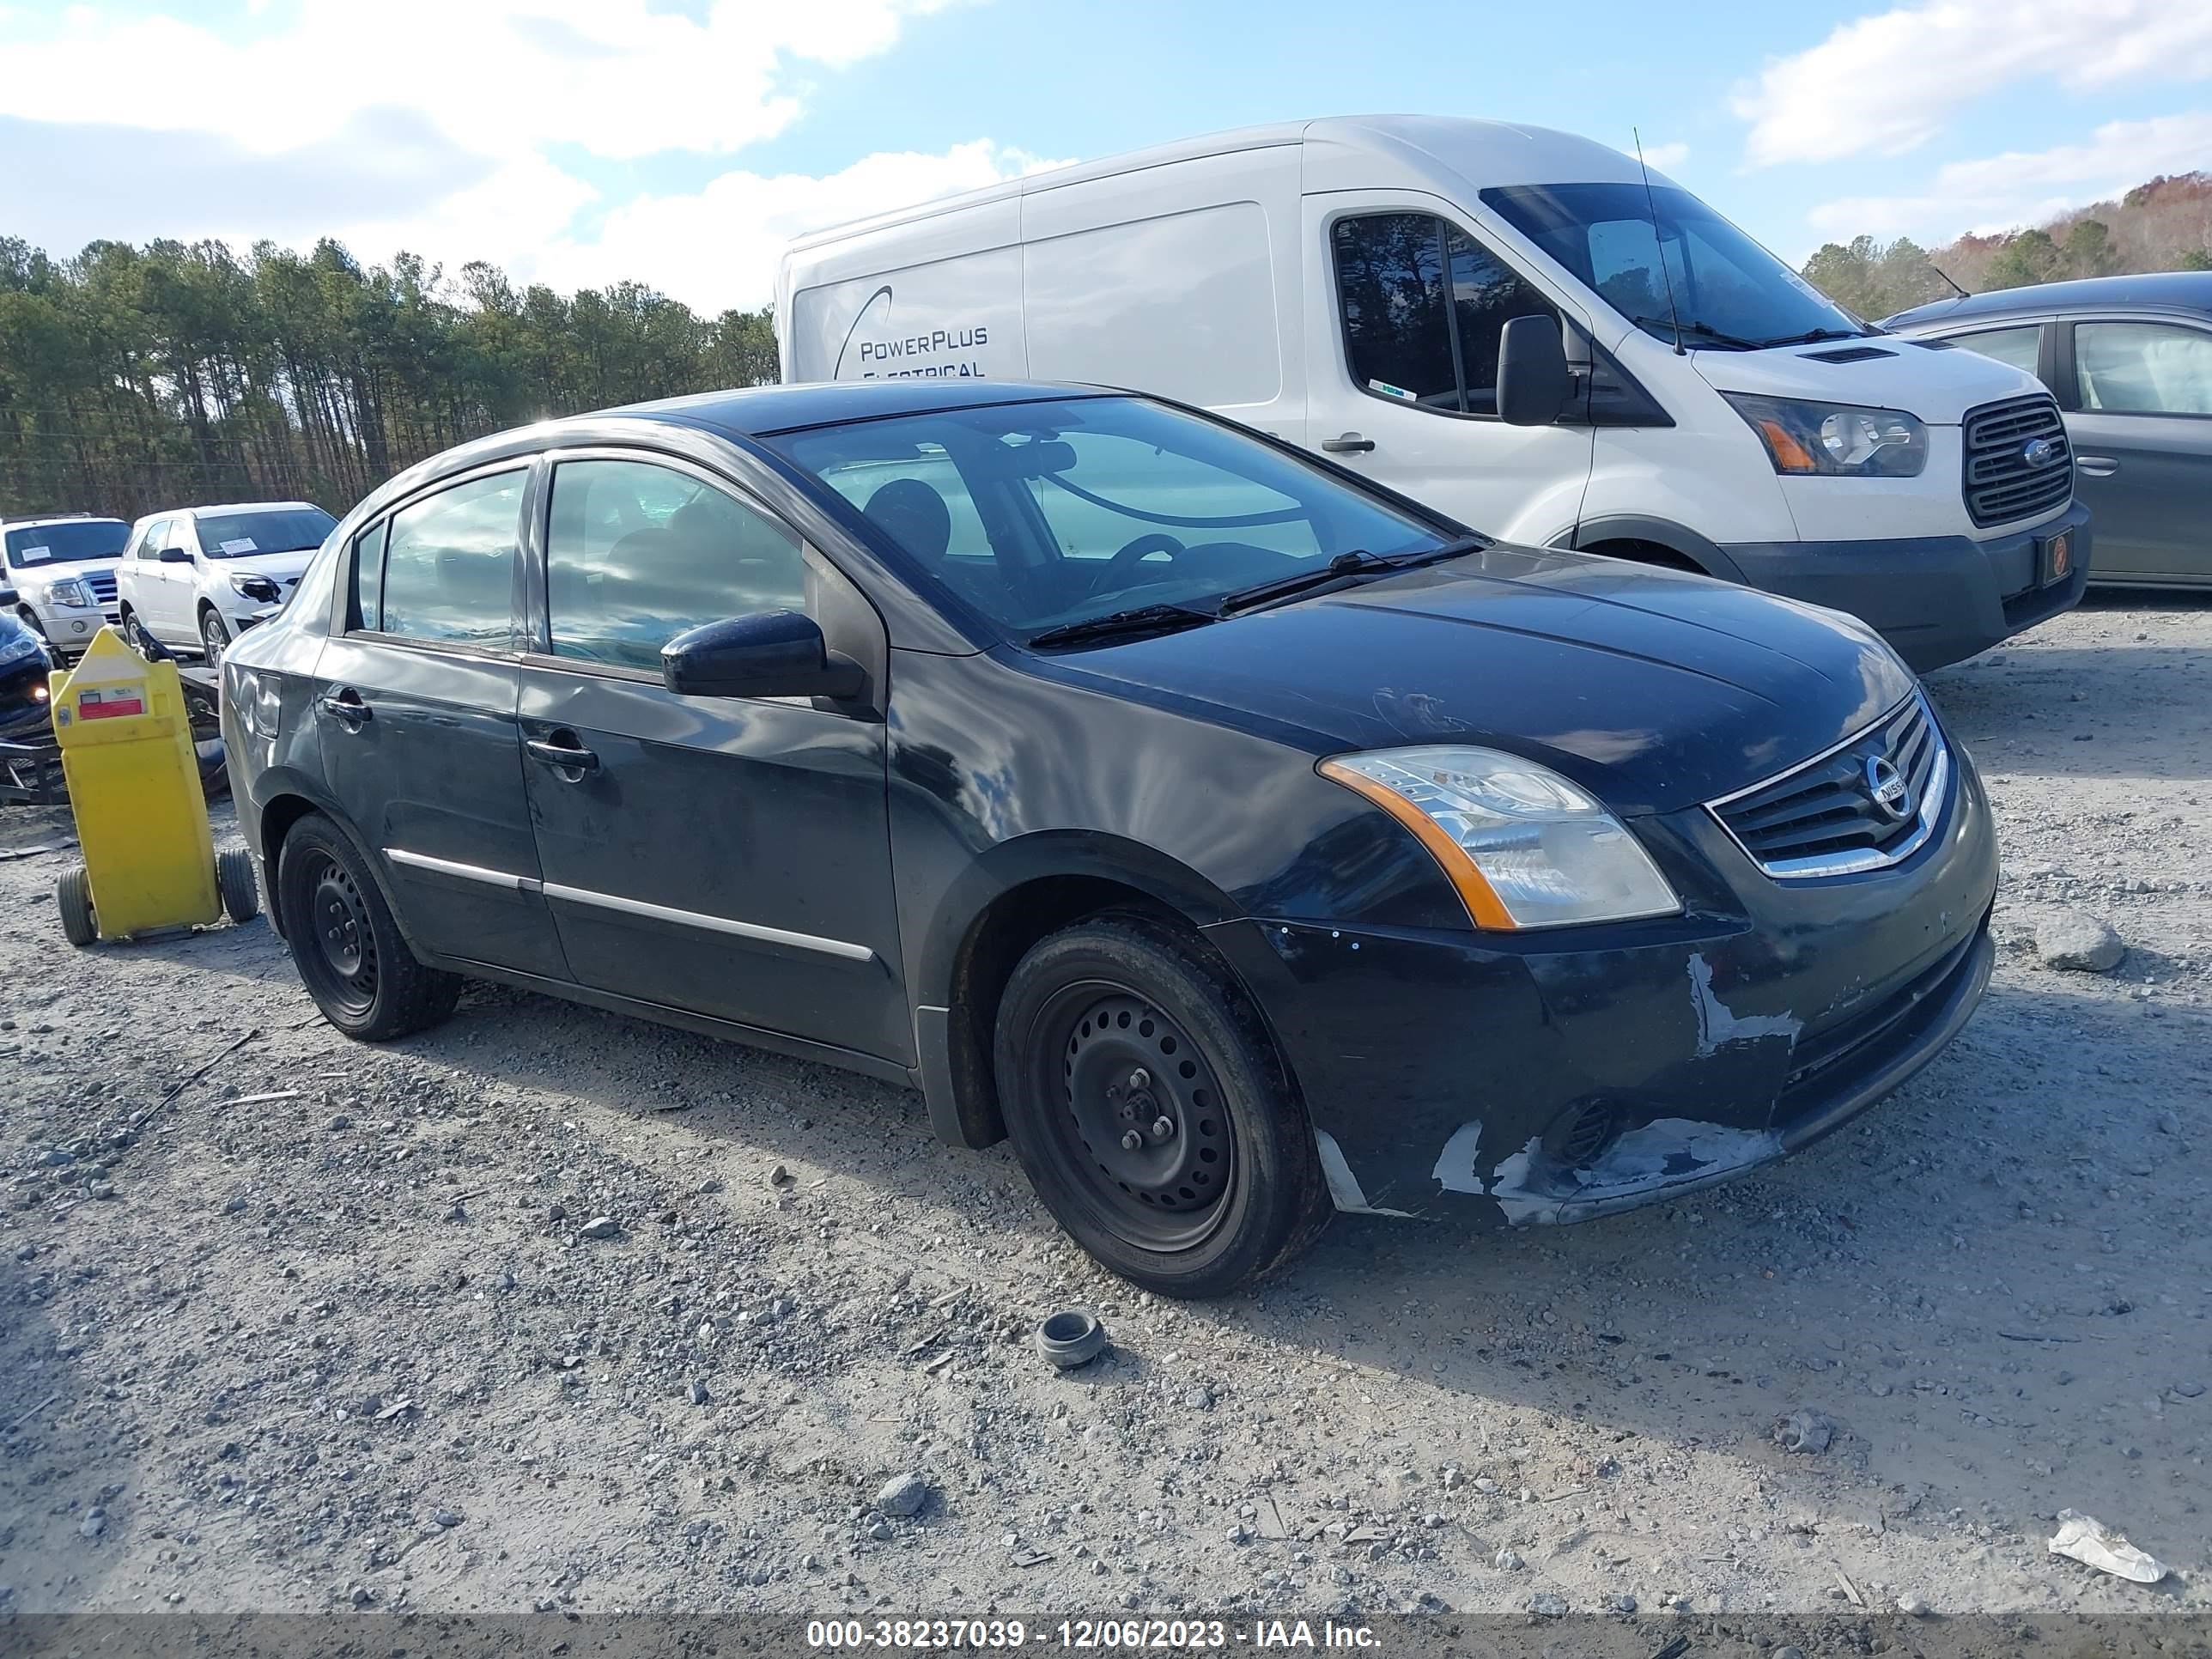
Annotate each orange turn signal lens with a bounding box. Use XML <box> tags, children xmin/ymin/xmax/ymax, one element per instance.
<box><xmin>1755</xmin><ymin>417</ymin><xmax>1819</xmax><ymax>473</ymax></box>
<box><xmin>1318</xmin><ymin>757</ymin><xmax>1517</xmax><ymax>930</ymax></box>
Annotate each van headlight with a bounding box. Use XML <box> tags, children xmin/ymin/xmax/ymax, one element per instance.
<box><xmin>1320</xmin><ymin>746</ymin><xmax>1681</xmax><ymax>929</ymax></box>
<box><xmin>1723</xmin><ymin>393</ymin><xmax>1928</xmax><ymax>477</ymax></box>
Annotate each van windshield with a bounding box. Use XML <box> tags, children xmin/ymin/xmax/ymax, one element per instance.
<box><xmin>1483</xmin><ymin>183</ymin><xmax>1870</xmax><ymax>350</ymax></box>
<box><xmin>769</xmin><ymin>395</ymin><xmax>1461</xmax><ymax>643</ymax></box>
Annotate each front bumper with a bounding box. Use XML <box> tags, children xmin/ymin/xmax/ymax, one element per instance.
<box><xmin>1722</xmin><ymin>498</ymin><xmax>2089</xmax><ymax>672</ymax></box>
<box><xmin>37</xmin><ymin>599</ymin><xmax>119</xmax><ymax>653</ymax></box>
<box><xmin>1208</xmin><ymin>725</ymin><xmax>1999</xmax><ymax>1224</ymax></box>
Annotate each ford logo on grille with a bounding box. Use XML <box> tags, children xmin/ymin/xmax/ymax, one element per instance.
<box><xmin>2022</xmin><ymin>435</ymin><xmax>2063</xmax><ymax>469</ymax></box>
<box><xmin>1864</xmin><ymin>756</ymin><xmax>1912</xmax><ymax>822</ymax></box>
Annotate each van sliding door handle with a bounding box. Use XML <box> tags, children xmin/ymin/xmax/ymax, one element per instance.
<box><xmin>2075</xmin><ymin>456</ymin><xmax>2119</xmax><ymax>477</ymax></box>
<box><xmin>1322</xmin><ymin>434</ymin><xmax>1376</xmax><ymax>454</ymax></box>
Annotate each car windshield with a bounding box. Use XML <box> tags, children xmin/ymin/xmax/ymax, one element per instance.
<box><xmin>1483</xmin><ymin>182</ymin><xmax>1870</xmax><ymax>349</ymax></box>
<box><xmin>4</xmin><ymin>520</ymin><xmax>130</xmax><ymax>568</ymax></box>
<box><xmin>768</xmin><ymin>396</ymin><xmax>1455</xmax><ymax>640</ymax></box>
<box><xmin>195</xmin><ymin>507</ymin><xmax>336</xmax><ymax>557</ymax></box>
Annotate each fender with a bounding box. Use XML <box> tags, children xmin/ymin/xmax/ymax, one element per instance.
<box><xmin>908</xmin><ymin>830</ymin><xmax>1249</xmax><ymax>1149</ymax></box>
<box><xmin>245</xmin><ymin>764</ymin><xmax>428</xmax><ymax>960</ymax></box>
<box><xmin>1557</xmin><ymin>514</ymin><xmax>1750</xmax><ymax>585</ymax></box>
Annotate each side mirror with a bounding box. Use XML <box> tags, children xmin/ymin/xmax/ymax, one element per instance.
<box><xmin>159</xmin><ymin>545</ymin><xmax>194</xmax><ymax>564</ymax></box>
<box><xmin>1496</xmin><ymin>315</ymin><xmax>1572</xmax><ymax>426</ymax></box>
<box><xmin>662</xmin><ymin>611</ymin><xmax>865</xmax><ymax>701</ymax></box>
<box><xmin>0</xmin><ymin>586</ymin><xmax>15</xmax><ymax>608</ymax></box>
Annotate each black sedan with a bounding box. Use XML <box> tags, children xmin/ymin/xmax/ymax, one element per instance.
<box><xmin>222</xmin><ymin>381</ymin><xmax>1996</xmax><ymax>1297</ymax></box>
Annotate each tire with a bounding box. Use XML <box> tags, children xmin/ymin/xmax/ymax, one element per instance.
<box><xmin>216</xmin><ymin>848</ymin><xmax>259</xmax><ymax>925</ymax></box>
<box><xmin>992</xmin><ymin>914</ymin><xmax>1331</xmax><ymax>1298</ymax></box>
<box><xmin>274</xmin><ymin>812</ymin><xmax>460</xmax><ymax>1040</ymax></box>
<box><xmin>57</xmin><ymin>865</ymin><xmax>97</xmax><ymax>948</ymax></box>
<box><xmin>198</xmin><ymin>606</ymin><xmax>231</xmax><ymax>665</ymax></box>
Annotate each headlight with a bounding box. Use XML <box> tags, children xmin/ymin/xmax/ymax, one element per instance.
<box><xmin>0</xmin><ymin>632</ymin><xmax>39</xmax><ymax>666</ymax></box>
<box><xmin>1320</xmin><ymin>746</ymin><xmax>1681</xmax><ymax>929</ymax></box>
<box><xmin>1722</xmin><ymin>393</ymin><xmax>1928</xmax><ymax>477</ymax></box>
<box><xmin>229</xmin><ymin>572</ymin><xmax>282</xmax><ymax>603</ymax></box>
<box><xmin>46</xmin><ymin>577</ymin><xmax>95</xmax><ymax>609</ymax></box>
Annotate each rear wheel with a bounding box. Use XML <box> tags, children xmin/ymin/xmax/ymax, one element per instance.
<box><xmin>276</xmin><ymin>813</ymin><xmax>459</xmax><ymax>1039</ymax></box>
<box><xmin>216</xmin><ymin>848</ymin><xmax>259</xmax><ymax>925</ymax></box>
<box><xmin>993</xmin><ymin>915</ymin><xmax>1330</xmax><ymax>1298</ymax></box>
<box><xmin>57</xmin><ymin>865</ymin><xmax>96</xmax><ymax>947</ymax></box>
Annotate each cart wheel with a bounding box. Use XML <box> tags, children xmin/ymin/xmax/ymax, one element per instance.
<box><xmin>217</xmin><ymin>848</ymin><xmax>260</xmax><ymax>926</ymax></box>
<box><xmin>58</xmin><ymin>865</ymin><xmax>97</xmax><ymax>947</ymax></box>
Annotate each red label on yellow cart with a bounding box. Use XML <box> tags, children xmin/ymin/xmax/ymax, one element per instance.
<box><xmin>78</xmin><ymin>691</ymin><xmax>144</xmax><ymax>720</ymax></box>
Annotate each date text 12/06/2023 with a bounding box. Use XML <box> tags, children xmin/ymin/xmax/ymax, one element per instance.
<box><xmin>803</xmin><ymin>1618</ymin><xmax>1386</xmax><ymax>1649</ymax></box>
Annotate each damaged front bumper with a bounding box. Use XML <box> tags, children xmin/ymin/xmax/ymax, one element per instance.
<box><xmin>1207</xmin><ymin>737</ymin><xmax>1999</xmax><ymax>1225</ymax></box>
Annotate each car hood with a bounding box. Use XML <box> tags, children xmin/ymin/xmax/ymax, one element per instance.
<box><xmin>14</xmin><ymin>556</ymin><xmax>118</xmax><ymax>583</ymax></box>
<box><xmin>1692</xmin><ymin>337</ymin><xmax>2044</xmax><ymax>423</ymax></box>
<box><xmin>1041</xmin><ymin>545</ymin><xmax>1917</xmax><ymax>818</ymax></box>
<box><xmin>218</xmin><ymin>549</ymin><xmax>317</xmax><ymax>580</ymax></box>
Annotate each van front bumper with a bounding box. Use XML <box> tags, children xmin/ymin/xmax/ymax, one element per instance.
<box><xmin>1721</xmin><ymin>498</ymin><xmax>2089</xmax><ymax>672</ymax></box>
<box><xmin>1204</xmin><ymin>732</ymin><xmax>1999</xmax><ymax>1224</ymax></box>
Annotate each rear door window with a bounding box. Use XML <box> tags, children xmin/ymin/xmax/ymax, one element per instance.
<box><xmin>2074</xmin><ymin>321</ymin><xmax>2212</xmax><ymax>414</ymax></box>
<box><xmin>374</xmin><ymin>471</ymin><xmax>525</xmax><ymax>647</ymax></box>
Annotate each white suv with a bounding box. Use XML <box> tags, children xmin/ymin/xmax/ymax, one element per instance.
<box><xmin>3</xmin><ymin>515</ymin><xmax>131</xmax><ymax>659</ymax></box>
<box><xmin>115</xmin><ymin>501</ymin><xmax>337</xmax><ymax>662</ymax></box>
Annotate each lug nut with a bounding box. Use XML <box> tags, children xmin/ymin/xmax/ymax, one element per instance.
<box><xmin>1121</xmin><ymin>1130</ymin><xmax>1144</xmax><ymax>1152</ymax></box>
<box><xmin>1152</xmin><ymin>1116</ymin><xmax>1176</xmax><ymax>1139</ymax></box>
<box><xmin>1129</xmin><ymin>1067</ymin><xmax>1151</xmax><ymax>1090</ymax></box>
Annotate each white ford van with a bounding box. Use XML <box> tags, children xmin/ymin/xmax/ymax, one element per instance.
<box><xmin>776</xmin><ymin>116</ymin><xmax>2090</xmax><ymax>671</ymax></box>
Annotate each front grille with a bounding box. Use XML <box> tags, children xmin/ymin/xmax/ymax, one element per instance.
<box><xmin>1962</xmin><ymin>394</ymin><xmax>2071</xmax><ymax>527</ymax></box>
<box><xmin>1711</xmin><ymin>695</ymin><xmax>1948</xmax><ymax>878</ymax></box>
<box><xmin>83</xmin><ymin>571</ymin><xmax>118</xmax><ymax>603</ymax></box>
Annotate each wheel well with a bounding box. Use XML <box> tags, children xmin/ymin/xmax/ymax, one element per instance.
<box><xmin>257</xmin><ymin>793</ymin><xmax>320</xmax><ymax>930</ymax></box>
<box><xmin>941</xmin><ymin>875</ymin><xmax>1188</xmax><ymax>1147</ymax></box>
<box><xmin>1580</xmin><ymin>537</ymin><xmax>1703</xmax><ymax>574</ymax></box>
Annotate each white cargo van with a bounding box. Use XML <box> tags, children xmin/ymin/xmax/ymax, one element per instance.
<box><xmin>777</xmin><ymin>116</ymin><xmax>2090</xmax><ymax>670</ymax></box>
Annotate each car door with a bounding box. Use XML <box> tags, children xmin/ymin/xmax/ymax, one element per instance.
<box><xmin>120</xmin><ymin>518</ymin><xmax>168</xmax><ymax>633</ymax></box>
<box><xmin>159</xmin><ymin>516</ymin><xmax>206</xmax><ymax>642</ymax></box>
<box><xmin>315</xmin><ymin>462</ymin><xmax>571</xmax><ymax>978</ymax></box>
<box><xmin>2058</xmin><ymin>316</ymin><xmax>2212</xmax><ymax>584</ymax></box>
<box><xmin>514</xmin><ymin>448</ymin><xmax>907</xmax><ymax>1062</ymax></box>
<box><xmin>1302</xmin><ymin>194</ymin><xmax>1596</xmax><ymax>542</ymax></box>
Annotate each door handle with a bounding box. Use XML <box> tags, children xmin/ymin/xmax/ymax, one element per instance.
<box><xmin>2075</xmin><ymin>455</ymin><xmax>2119</xmax><ymax>477</ymax></box>
<box><xmin>318</xmin><ymin>690</ymin><xmax>371</xmax><ymax>727</ymax></box>
<box><xmin>1321</xmin><ymin>433</ymin><xmax>1376</xmax><ymax>453</ymax></box>
<box><xmin>526</xmin><ymin>736</ymin><xmax>599</xmax><ymax>773</ymax></box>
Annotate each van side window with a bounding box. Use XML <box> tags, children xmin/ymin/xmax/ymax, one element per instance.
<box><xmin>1333</xmin><ymin>214</ymin><xmax>1557</xmax><ymax>416</ymax></box>
<box><xmin>1445</xmin><ymin>228</ymin><xmax>1559</xmax><ymax>416</ymax></box>
<box><xmin>1332</xmin><ymin>215</ymin><xmax>1458</xmax><ymax>409</ymax></box>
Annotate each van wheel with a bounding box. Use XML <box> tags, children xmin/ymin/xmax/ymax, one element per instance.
<box><xmin>276</xmin><ymin>813</ymin><xmax>459</xmax><ymax>1040</ymax></box>
<box><xmin>216</xmin><ymin>848</ymin><xmax>260</xmax><ymax>925</ymax></box>
<box><xmin>993</xmin><ymin>915</ymin><xmax>1330</xmax><ymax>1298</ymax></box>
<box><xmin>57</xmin><ymin>865</ymin><xmax>97</xmax><ymax>947</ymax></box>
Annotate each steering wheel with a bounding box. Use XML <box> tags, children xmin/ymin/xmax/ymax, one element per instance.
<box><xmin>1090</xmin><ymin>532</ymin><xmax>1188</xmax><ymax>595</ymax></box>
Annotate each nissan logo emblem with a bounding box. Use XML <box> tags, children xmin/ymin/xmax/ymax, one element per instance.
<box><xmin>1865</xmin><ymin>756</ymin><xmax>1912</xmax><ymax>822</ymax></box>
<box><xmin>2022</xmin><ymin>436</ymin><xmax>2062</xmax><ymax>470</ymax></box>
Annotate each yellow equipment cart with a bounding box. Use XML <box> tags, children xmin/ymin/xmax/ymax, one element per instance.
<box><xmin>49</xmin><ymin>626</ymin><xmax>258</xmax><ymax>945</ymax></box>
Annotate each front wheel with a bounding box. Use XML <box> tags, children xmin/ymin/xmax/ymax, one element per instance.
<box><xmin>993</xmin><ymin>915</ymin><xmax>1330</xmax><ymax>1298</ymax></box>
<box><xmin>276</xmin><ymin>813</ymin><xmax>460</xmax><ymax>1040</ymax></box>
<box><xmin>198</xmin><ymin>607</ymin><xmax>231</xmax><ymax>664</ymax></box>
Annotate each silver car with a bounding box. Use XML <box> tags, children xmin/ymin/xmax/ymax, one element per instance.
<box><xmin>1885</xmin><ymin>272</ymin><xmax>2212</xmax><ymax>588</ymax></box>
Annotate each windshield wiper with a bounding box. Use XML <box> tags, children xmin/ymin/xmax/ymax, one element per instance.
<box><xmin>1218</xmin><ymin>538</ymin><xmax>1486</xmax><ymax>617</ymax></box>
<box><xmin>1026</xmin><ymin>603</ymin><xmax>1220</xmax><ymax>649</ymax></box>
<box><xmin>1758</xmin><ymin>326</ymin><xmax>1873</xmax><ymax>348</ymax></box>
<box><xmin>1631</xmin><ymin>317</ymin><xmax>1764</xmax><ymax>350</ymax></box>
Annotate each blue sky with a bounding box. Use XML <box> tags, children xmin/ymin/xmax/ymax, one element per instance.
<box><xmin>3</xmin><ymin>0</ymin><xmax>2209</xmax><ymax>311</ymax></box>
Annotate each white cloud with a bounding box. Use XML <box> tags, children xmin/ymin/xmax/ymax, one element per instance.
<box><xmin>1735</xmin><ymin>0</ymin><xmax>2212</xmax><ymax>167</ymax></box>
<box><xmin>1805</xmin><ymin>112</ymin><xmax>2212</xmax><ymax>242</ymax></box>
<box><xmin>537</xmin><ymin>142</ymin><xmax>1071</xmax><ymax>313</ymax></box>
<box><xmin>1638</xmin><ymin>141</ymin><xmax>1691</xmax><ymax>171</ymax></box>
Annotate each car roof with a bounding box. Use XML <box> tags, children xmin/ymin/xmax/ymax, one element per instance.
<box><xmin>2</xmin><ymin>514</ymin><xmax>128</xmax><ymax>530</ymax></box>
<box><xmin>1885</xmin><ymin>270</ymin><xmax>2212</xmax><ymax>331</ymax></box>
<box><xmin>608</xmin><ymin>378</ymin><xmax>1109</xmax><ymax>438</ymax></box>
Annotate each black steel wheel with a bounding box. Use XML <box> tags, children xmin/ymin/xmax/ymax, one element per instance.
<box><xmin>994</xmin><ymin>915</ymin><xmax>1330</xmax><ymax>1297</ymax></box>
<box><xmin>275</xmin><ymin>813</ymin><xmax>460</xmax><ymax>1040</ymax></box>
<box><xmin>216</xmin><ymin>848</ymin><xmax>259</xmax><ymax>925</ymax></box>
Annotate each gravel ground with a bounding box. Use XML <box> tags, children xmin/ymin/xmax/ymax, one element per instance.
<box><xmin>1</xmin><ymin>592</ymin><xmax>2207</xmax><ymax>1626</ymax></box>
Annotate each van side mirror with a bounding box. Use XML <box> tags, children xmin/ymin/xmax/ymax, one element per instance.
<box><xmin>662</xmin><ymin>611</ymin><xmax>865</xmax><ymax>701</ymax></box>
<box><xmin>1497</xmin><ymin>315</ymin><xmax>1572</xmax><ymax>426</ymax></box>
<box><xmin>159</xmin><ymin>545</ymin><xmax>194</xmax><ymax>564</ymax></box>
